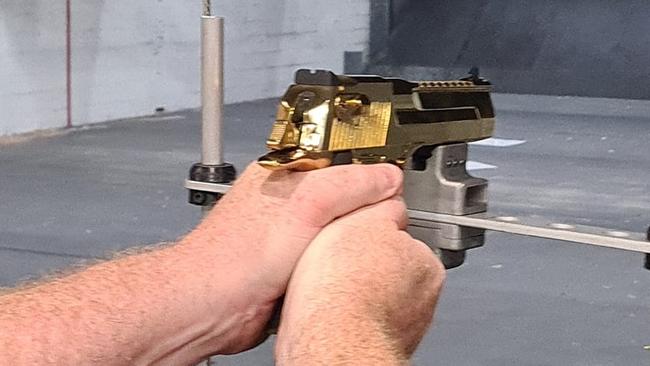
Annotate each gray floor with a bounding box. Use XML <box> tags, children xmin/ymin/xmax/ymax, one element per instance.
<box><xmin>1</xmin><ymin>94</ymin><xmax>649</xmax><ymax>365</ymax></box>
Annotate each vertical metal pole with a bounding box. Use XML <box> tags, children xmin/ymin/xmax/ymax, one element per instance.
<box><xmin>198</xmin><ymin>3</ymin><xmax>225</xmax><ymax>365</ymax></box>
<box><xmin>203</xmin><ymin>0</ymin><xmax>212</xmax><ymax>16</ymax></box>
<box><xmin>201</xmin><ymin>15</ymin><xmax>225</xmax><ymax>166</ymax></box>
<box><xmin>65</xmin><ymin>0</ymin><xmax>73</xmax><ymax>128</ymax></box>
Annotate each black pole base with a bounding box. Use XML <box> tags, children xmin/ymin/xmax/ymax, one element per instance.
<box><xmin>645</xmin><ymin>226</ymin><xmax>650</xmax><ymax>270</ymax></box>
<box><xmin>188</xmin><ymin>162</ymin><xmax>236</xmax><ymax>206</ymax></box>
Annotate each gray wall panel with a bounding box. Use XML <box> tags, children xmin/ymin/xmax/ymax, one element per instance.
<box><xmin>370</xmin><ymin>0</ymin><xmax>650</xmax><ymax>99</ymax></box>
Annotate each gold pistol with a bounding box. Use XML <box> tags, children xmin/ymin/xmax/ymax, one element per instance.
<box><xmin>258</xmin><ymin>69</ymin><xmax>495</xmax><ymax>171</ymax></box>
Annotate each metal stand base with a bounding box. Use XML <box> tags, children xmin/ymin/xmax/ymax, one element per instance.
<box><xmin>404</xmin><ymin>143</ymin><xmax>487</xmax><ymax>269</ymax></box>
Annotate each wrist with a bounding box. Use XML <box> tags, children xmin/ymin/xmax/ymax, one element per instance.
<box><xmin>276</xmin><ymin>312</ymin><xmax>407</xmax><ymax>366</ymax></box>
<box><xmin>276</xmin><ymin>292</ymin><xmax>408</xmax><ymax>365</ymax></box>
<box><xmin>174</xmin><ymin>229</ymin><xmax>276</xmax><ymax>354</ymax></box>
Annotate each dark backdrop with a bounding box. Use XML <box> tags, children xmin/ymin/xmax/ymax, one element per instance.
<box><xmin>366</xmin><ymin>0</ymin><xmax>650</xmax><ymax>99</ymax></box>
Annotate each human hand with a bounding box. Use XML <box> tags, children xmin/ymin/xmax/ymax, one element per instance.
<box><xmin>181</xmin><ymin>162</ymin><xmax>403</xmax><ymax>353</ymax></box>
<box><xmin>275</xmin><ymin>197</ymin><xmax>446</xmax><ymax>365</ymax></box>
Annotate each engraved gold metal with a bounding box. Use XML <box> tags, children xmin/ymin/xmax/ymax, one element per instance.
<box><xmin>328</xmin><ymin>101</ymin><xmax>392</xmax><ymax>151</ymax></box>
<box><xmin>258</xmin><ymin>69</ymin><xmax>496</xmax><ymax>170</ymax></box>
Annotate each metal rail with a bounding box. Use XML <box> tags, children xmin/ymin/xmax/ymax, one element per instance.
<box><xmin>410</xmin><ymin>210</ymin><xmax>650</xmax><ymax>254</ymax></box>
<box><xmin>184</xmin><ymin>180</ymin><xmax>650</xmax><ymax>254</ymax></box>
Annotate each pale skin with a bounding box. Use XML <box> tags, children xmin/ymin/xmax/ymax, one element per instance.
<box><xmin>0</xmin><ymin>163</ymin><xmax>445</xmax><ymax>365</ymax></box>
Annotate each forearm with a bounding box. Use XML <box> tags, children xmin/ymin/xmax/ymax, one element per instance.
<box><xmin>276</xmin><ymin>299</ymin><xmax>408</xmax><ymax>366</ymax></box>
<box><xmin>0</xmin><ymin>236</ymin><xmax>268</xmax><ymax>365</ymax></box>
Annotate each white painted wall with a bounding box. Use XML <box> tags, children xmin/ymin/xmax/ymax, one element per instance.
<box><xmin>0</xmin><ymin>1</ymin><xmax>67</xmax><ymax>136</ymax></box>
<box><xmin>0</xmin><ymin>0</ymin><xmax>370</xmax><ymax>136</ymax></box>
<box><xmin>70</xmin><ymin>2</ymin><xmax>202</xmax><ymax>126</ymax></box>
<box><xmin>222</xmin><ymin>0</ymin><xmax>370</xmax><ymax>102</ymax></box>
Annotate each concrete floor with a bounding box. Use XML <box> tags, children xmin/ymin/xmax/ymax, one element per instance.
<box><xmin>1</xmin><ymin>94</ymin><xmax>649</xmax><ymax>365</ymax></box>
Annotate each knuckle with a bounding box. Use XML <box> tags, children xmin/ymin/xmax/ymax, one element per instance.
<box><xmin>389</xmin><ymin>196</ymin><xmax>408</xmax><ymax>212</ymax></box>
<box><xmin>409</xmin><ymin>239</ymin><xmax>447</xmax><ymax>280</ymax></box>
<box><xmin>240</xmin><ymin>162</ymin><xmax>267</xmax><ymax>180</ymax></box>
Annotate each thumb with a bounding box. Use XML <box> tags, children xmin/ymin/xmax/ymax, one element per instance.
<box><xmin>297</xmin><ymin>163</ymin><xmax>404</xmax><ymax>227</ymax></box>
<box><xmin>333</xmin><ymin>196</ymin><xmax>409</xmax><ymax>231</ymax></box>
